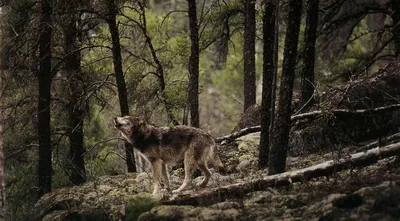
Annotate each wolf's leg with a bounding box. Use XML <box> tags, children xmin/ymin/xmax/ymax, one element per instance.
<box><xmin>173</xmin><ymin>153</ymin><xmax>196</xmax><ymax>193</ymax></box>
<box><xmin>151</xmin><ymin>159</ymin><xmax>163</xmax><ymax>195</ymax></box>
<box><xmin>197</xmin><ymin>163</ymin><xmax>211</xmax><ymax>188</ymax></box>
<box><xmin>161</xmin><ymin>162</ymin><xmax>170</xmax><ymax>191</ymax></box>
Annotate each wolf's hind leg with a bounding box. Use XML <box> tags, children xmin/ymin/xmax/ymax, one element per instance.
<box><xmin>173</xmin><ymin>153</ymin><xmax>196</xmax><ymax>193</ymax></box>
<box><xmin>161</xmin><ymin>162</ymin><xmax>170</xmax><ymax>191</ymax></box>
<box><xmin>197</xmin><ymin>163</ymin><xmax>211</xmax><ymax>188</ymax></box>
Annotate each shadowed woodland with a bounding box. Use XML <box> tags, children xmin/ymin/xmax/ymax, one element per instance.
<box><xmin>1</xmin><ymin>0</ymin><xmax>400</xmax><ymax>220</ymax></box>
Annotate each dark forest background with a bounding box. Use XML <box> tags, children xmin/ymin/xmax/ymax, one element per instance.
<box><xmin>0</xmin><ymin>0</ymin><xmax>399</xmax><ymax>219</ymax></box>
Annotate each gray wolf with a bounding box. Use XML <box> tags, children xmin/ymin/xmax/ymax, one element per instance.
<box><xmin>114</xmin><ymin>116</ymin><xmax>227</xmax><ymax>195</ymax></box>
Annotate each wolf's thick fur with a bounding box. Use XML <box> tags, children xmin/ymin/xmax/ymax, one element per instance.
<box><xmin>114</xmin><ymin>116</ymin><xmax>226</xmax><ymax>194</ymax></box>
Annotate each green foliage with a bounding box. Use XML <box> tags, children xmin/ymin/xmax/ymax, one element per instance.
<box><xmin>125</xmin><ymin>196</ymin><xmax>156</xmax><ymax>221</ymax></box>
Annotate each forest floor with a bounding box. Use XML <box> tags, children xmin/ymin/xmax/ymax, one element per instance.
<box><xmin>33</xmin><ymin>134</ymin><xmax>400</xmax><ymax>221</ymax></box>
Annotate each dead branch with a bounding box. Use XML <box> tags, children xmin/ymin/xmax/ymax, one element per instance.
<box><xmin>162</xmin><ymin>141</ymin><xmax>400</xmax><ymax>206</ymax></box>
<box><xmin>215</xmin><ymin>104</ymin><xmax>400</xmax><ymax>143</ymax></box>
<box><xmin>215</xmin><ymin>126</ymin><xmax>260</xmax><ymax>143</ymax></box>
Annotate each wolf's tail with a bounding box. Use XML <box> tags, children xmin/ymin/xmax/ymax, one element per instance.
<box><xmin>210</xmin><ymin>150</ymin><xmax>228</xmax><ymax>175</ymax></box>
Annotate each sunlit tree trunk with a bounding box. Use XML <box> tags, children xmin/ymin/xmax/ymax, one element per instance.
<box><xmin>300</xmin><ymin>0</ymin><xmax>319</xmax><ymax>106</ymax></box>
<box><xmin>187</xmin><ymin>0</ymin><xmax>200</xmax><ymax>128</ymax></box>
<box><xmin>259</xmin><ymin>0</ymin><xmax>278</xmax><ymax>168</ymax></box>
<box><xmin>38</xmin><ymin>0</ymin><xmax>53</xmax><ymax>196</ymax></box>
<box><xmin>106</xmin><ymin>0</ymin><xmax>136</xmax><ymax>172</ymax></box>
<box><xmin>269</xmin><ymin>0</ymin><xmax>302</xmax><ymax>175</ymax></box>
<box><xmin>243</xmin><ymin>0</ymin><xmax>256</xmax><ymax>112</ymax></box>
<box><xmin>64</xmin><ymin>6</ymin><xmax>86</xmax><ymax>185</ymax></box>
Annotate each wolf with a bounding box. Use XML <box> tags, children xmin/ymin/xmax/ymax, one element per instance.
<box><xmin>114</xmin><ymin>116</ymin><xmax>227</xmax><ymax>195</ymax></box>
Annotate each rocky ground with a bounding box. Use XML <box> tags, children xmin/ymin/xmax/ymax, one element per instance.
<box><xmin>32</xmin><ymin>133</ymin><xmax>400</xmax><ymax>221</ymax></box>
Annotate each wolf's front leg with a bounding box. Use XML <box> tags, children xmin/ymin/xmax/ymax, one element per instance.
<box><xmin>151</xmin><ymin>159</ymin><xmax>163</xmax><ymax>195</ymax></box>
<box><xmin>161</xmin><ymin>162</ymin><xmax>170</xmax><ymax>191</ymax></box>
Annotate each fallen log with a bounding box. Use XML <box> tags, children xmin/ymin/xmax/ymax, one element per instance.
<box><xmin>215</xmin><ymin>104</ymin><xmax>400</xmax><ymax>143</ymax></box>
<box><xmin>161</xmin><ymin>142</ymin><xmax>400</xmax><ymax>206</ymax></box>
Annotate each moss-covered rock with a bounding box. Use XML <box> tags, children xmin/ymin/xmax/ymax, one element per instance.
<box><xmin>32</xmin><ymin>173</ymin><xmax>153</xmax><ymax>221</ymax></box>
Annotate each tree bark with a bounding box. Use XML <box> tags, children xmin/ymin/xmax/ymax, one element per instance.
<box><xmin>0</xmin><ymin>124</ymin><xmax>4</xmax><ymax>218</ymax></box>
<box><xmin>162</xmin><ymin>141</ymin><xmax>400</xmax><ymax>206</ymax></box>
<box><xmin>64</xmin><ymin>9</ymin><xmax>86</xmax><ymax>185</ymax></box>
<box><xmin>38</xmin><ymin>0</ymin><xmax>53</xmax><ymax>196</ymax></box>
<box><xmin>259</xmin><ymin>0</ymin><xmax>278</xmax><ymax>169</ymax></box>
<box><xmin>243</xmin><ymin>0</ymin><xmax>256</xmax><ymax>112</ymax></box>
<box><xmin>268</xmin><ymin>0</ymin><xmax>303</xmax><ymax>175</ymax></box>
<box><xmin>391</xmin><ymin>0</ymin><xmax>400</xmax><ymax>58</ymax></box>
<box><xmin>106</xmin><ymin>0</ymin><xmax>136</xmax><ymax>172</ymax></box>
<box><xmin>187</xmin><ymin>0</ymin><xmax>200</xmax><ymax>128</ymax></box>
<box><xmin>300</xmin><ymin>0</ymin><xmax>319</xmax><ymax>106</ymax></box>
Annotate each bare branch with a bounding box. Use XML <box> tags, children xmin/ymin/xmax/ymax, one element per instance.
<box><xmin>215</xmin><ymin>104</ymin><xmax>400</xmax><ymax>143</ymax></box>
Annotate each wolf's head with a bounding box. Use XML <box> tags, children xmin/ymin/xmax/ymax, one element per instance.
<box><xmin>114</xmin><ymin>116</ymin><xmax>143</xmax><ymax>143</ymax></box>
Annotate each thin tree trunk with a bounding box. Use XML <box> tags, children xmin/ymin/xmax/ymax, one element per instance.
<box><xmin>38</xmin><ymin>0</ymin><xmax>53</xmax><ymax>196</ymax></box>
<box><xmin>300</xmin><ymin>0</ymin><xmax>319</xmax><ymax>106</ymax></box>
<box><xmin>243</xmin><ymin>0</ymin><xmax>256</xmax><ymax>112</ymax></box>
<box><xmin>391</xmin><ymin>0</ymin><xmax>400</xmax><ymax>58</ymax></box>
<box><xmin>188</xmin><ymin>0</ymin><xmax>200</xmax><ymax>128</ymax></box>
<box><xmin>268</xmin><ymin>0</ymin><xmax>303</xmax><ymax>175</ymax></box>
<box><xmin>0</xmin><ymin>8</ymin><xmax>6</xmax><ymax>218</ymax></box>
<box><xmin>0</xmin><ymin>124</ymin><xmax>4</xmax><ymax>218</ymax></box>
<box><xmin>65</xmin><ymin>12</ymin><xmax>86</xmax><ymax>185</ymax></box>
<box><xmin>106</xmin><ymin>0</ymin><xmax>136</xmax><ymax>172</ymax></box>
<box><xmin>270</xmin><ymin>0</ymin><xmax>279</xmax><ymax>133</ymax></box>
<box><xmin>259</xmin><ymin>0</ymin><xmax>278</xmax><ymax>168</ymax></box>
<box><xmin>137</xmin><ymin>2</ymin><xmax>179</xmax><ymax>126</ymax></box>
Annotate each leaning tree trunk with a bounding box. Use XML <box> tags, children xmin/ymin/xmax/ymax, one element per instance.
<box><xmin>106</xmin><ymin>0</ymin><xmax>136</xmax><ymax>172</ymax></box>
<box><xmin>38</xmin><ymin>0</ymin><xmax>53</xmax><ymax>196</ymax></box>
<box><xmin>137</xmin><ymin>2</ymin><xmax>179</xmax><ymax>126</ymax></box>
<box><xmin>391</xmin><ymin>0</ymin><xmax>400</xmax><ymax>58</ymax></box>
<box><xmin>268</xmin><ymin>0</ymin><xmax>303</xmax><ymax>175</ymax></box>
<box><xmin>65</xmin><ymin>12</ymin><xmax>86</xmax><ymax>185</ymax></box>
<box><xmin>300</xmin><ymin>0</ymin><xmax>319</xmax><ymax>106</ymax></box>
<box><xmin>243</xmin><ymin>0</ymin><xmax>256</xmax><ymax>112</ymax></box>
<box><xmin>259</xmin><ymin>0</ymin><xmax>278</xmax><ymax>168</ymax></box>
<box><xmin>187</xmin><ymin>0</ymin><xmax>200</xmax><ymax>128</ymax></box>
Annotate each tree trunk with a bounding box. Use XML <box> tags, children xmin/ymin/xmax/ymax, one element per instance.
<box><xmin>0</xmin><ymin>7</ymin><xmax>6</xmax><ymax>219</ymax></box>
<box><xmin>65</xmin><ymin>12</ymin><xmax>86</xmax><ymax>185</ymax></box>
<box><xmin>391</xmin><ymin>0</ymin><xmax>400</xmax><ymax>58</ymax></box>
<box><xmin>243</xmin><ymin>0</ymin><xmax>256</xmax><ymax>112</ymax></box>
<box><xmin>300</xmin><ymin>0</ymin><xmax>319</xmax><ymax>106</ymax></box>
<box><xmin>38</xmin><ymin>0</ymin><xmax>53</xmax><ymax>196</ymax></box>
<box><xmin>106</xmin><ymin>0</ymin><xmax>136</xmax><ymax>172</ymax></box>
<box><xmin>137</xmin><ymin>2</ymin><xmax>179</xmax><ymax>126</ymax></box>
<box><xmin>187</xmin><ymin>0</ymin><xmax>200</xmax><ymax>128</ymax></box>
<box><xmin>0</xmin><ymin>124</ymin><xmax>4</xmax><ymax>218</ymax></box>
<box><xmin>259</xmin><ymin>0</ymin><xmax>278</xmax><ymax>168</ymax></box>
<box><xmin>268</xmin><ymin>0</ymin><xmax>302</xmax><ymax>175</ymax></box>
<box><xmin>270</xmin><ymin>0</ymin><xmax>279</xmax><ymax>134</ymax></box>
